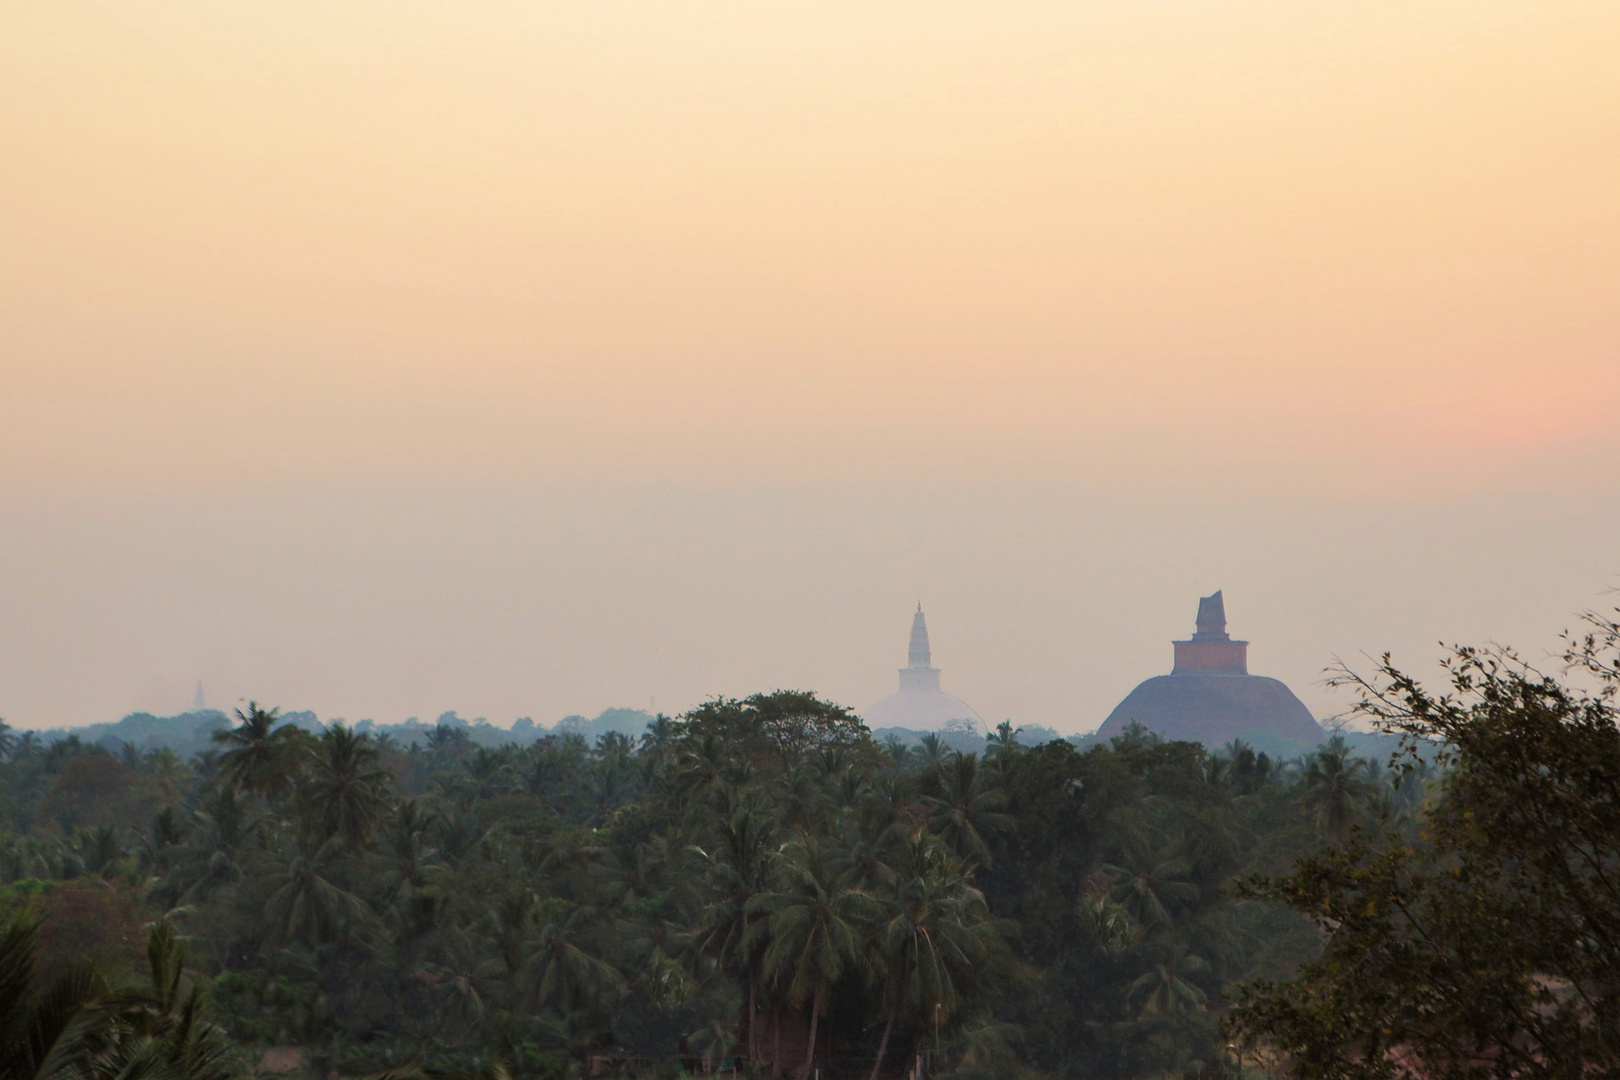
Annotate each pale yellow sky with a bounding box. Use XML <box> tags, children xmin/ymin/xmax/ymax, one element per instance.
<box><xmin>1</xmin><ymin>2</ymin><xmax>1617</xmax><ymax>730</ymax></box>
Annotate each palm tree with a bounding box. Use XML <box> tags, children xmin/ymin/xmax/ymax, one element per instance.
<box><xmin>922</xmin><ymin>754</ymin><xmax>1014</xmax><ymax>869</ymax></box>
<box><xmin>139</xmin><ymin>806</ymin><xmax>187</xmax><ymax>878</ymax></box>
<box><xmin>749</xmin><ymin>837</ymin><xmax>877</xmax><ymax>1080</ymax></box>
<box><xmin>693</xmin><ymin>806</ymin><xmax>776</xmax><ymax>1066</ymax></box>
<box><xmin>594</xmin><ymin>838</ymin><xmax>670</xmax><ymax>910</ymax></box>
<box><xmin>519</xmin><ymin>907</ymin><xmax>622</xmax><ymax>1017</ymax></box>
<box><xmin>591</xmin><ymin>732</ymin><xmax>638</xmax><ymax>818</ymax></box>
<box><xmin>1099</xmin><ymin>855</ymin><xmax>1198</xmax><ymax>930</ymax></box>
<box><xmin>866</xmin><ymin>834</ymin><xmax>998</xmax><ymax>1080</ymax></box>
<box><xmin>982</xmin><ymin>721</ymin><xmax>1024</xmax><ymax>781</ymax></box>
<box><xmin>424</xmin><ymin>724</ymin><xmax>473</xmax><ymax>762</ymax></box>
<box><xmin>689</xmin><ymin>1017</ymin><xmax>738</xmax><ymax>1073</ymax></box>
<box><xmin>484</xmin><ymin>887</ymin><xmax>534</xmax><ymax>980</ymax></box>
<box><xmin>212</xmin><ymin>703</ymin><xmax>302</xmax><ymax>800</ymax></box>
<box><xmin>138</xmin><ymin>749</ymin><xmax>194</xmax><ymax>809</ymax></box>
<box><xmin>418</xmin><ymin>917</ymin><xmax>505</xmax><ymax>1041</ymax></box>
<box><xmin>916</xmin><ymin>734</ymin><xmax>948</xmax><ymax>770</ymax></box>
<box><xmin>0</xmin><ymin>911</ymin><xmax>104</xmax><ymax>1080</ymax></box>
<box><xmin>373</xmin><ymin>799</ymin><xmax>440</xmax><ymax>900</ymax></box>
<box><xmin>1301</xmin><ymin>740</ymin><xmax>1378</xmax><ymax>844</ymax></box>
<box><xmin>640</xmin><ymin>713</ymin><xmax>678</xmax><ymax>755</ymax></box>
<box><xmin>880</xmin><ymin>737</ymin><xmax>913</xmax><ymax>771</ymax></box>
<box><xmin>620</xmin><ymin>913</ymin><xmax>695</xmax><ymax>1010</ymax></box>
<box><xmin>257</xmin><ymin>835</ymin><xmax>374</xmax><ymax>947</ymax></box>
<box><xmin>0</xmin><ymin>914</ymin><xmax>238</xmax><ymax>1080</ymax></box>
<box><xmin>74</xmin><ymin>826</ymin><xmax>122</xmax><ymax>878</ymax></box>
<box><xmin>859</xmin><ymin>777</ymin><xmax>921</xmax><ymax>849</ymax></box>
<box><xmin>1125</xmin><ymin>951</ymin><xmax>1209</xmax><ymax>1017</ymax></box>
<box><xmin>832</xmin><ymin>761</ymin><xmax>869</xmax><ymax>811</ymax></box>
<box><xmin>460</xmin><ymin>748</ymin><xmax>518</xmax><ymax>800</ymax></box>
<box><xmin>640</xmin><ymin>827</ymin><xmax>699</xmax><ymax>912</ymax></box>
<box><xmin>675</xmin><ymin>734</ymin><xmax>730</xmax><ymax>801</ymax></box>
<box><xmin>1222</xmin><ymin>738</ymin><xmax>1274</xmax><ymax>794</ymax></box>
<box><xmin>774</xmin><ymin>762</ymin><xmax>831</xmax><ymax>833</ymax></box>
<box><xmin>5</xmin><ymin>732</ymin><xmax>40</xmax><ymax>773</ymax></box>
<box><xmin>304</xmin><ymin>724</ymin><xmax>390</xmax><ymax>848</ymax></box>
<box><xmin>1389</xmin><ymin>756</ymin><xmax>1435</xmax><ymax>816</ymax></box>
<box><xmin>89</xmin><ymin>922</ymin><xmax>240</xmax><ymax>1080</ymax></box>
<box><xmin>831</xmin><ymin>836</ymin><xmax>897</xmax><ymax>895</ymax></box>
<box><xmin>148</xmin><ymin>785</ymin><xmax>257</xmax><ymax>911</ymax></box>
<box><xmin>432</xmin><ymin>804</ymin><xmax>496</xmax><ymax>871</ymax></box>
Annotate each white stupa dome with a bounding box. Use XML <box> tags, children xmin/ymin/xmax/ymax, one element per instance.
<box><xmin>864</xmin><ymin>606</ymin><xmax>984</xmax><ymax>732</ymax></box>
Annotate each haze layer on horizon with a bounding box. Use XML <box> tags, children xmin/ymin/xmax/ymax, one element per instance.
<box><xmin>2</xmin><ymin>1</ymin><xmax>1618</xmax><ymax>733</ymax></box>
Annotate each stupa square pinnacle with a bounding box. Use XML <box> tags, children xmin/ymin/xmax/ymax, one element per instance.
<box><xmin>1098</xmin><ymin>591</ymin><xmax>1324</xmax><ymax>747</ymax></box>
<box><xmin>1172</xmin><ymin>590</ymin><xmax>1249</xmax><ymax>674</ymax></box>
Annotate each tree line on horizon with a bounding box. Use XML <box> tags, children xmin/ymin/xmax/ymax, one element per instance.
<box><xmin>22</xmin><ymin>704</ymin><xmax>1075</xmax><ymax>769</ymax></box>
<box><xmin>0</xmin><ymin>609</ymin><xmax>1617</xmax><ymax>1080</ymax></box>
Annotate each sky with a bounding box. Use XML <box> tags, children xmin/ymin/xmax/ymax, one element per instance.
<box><xmin>2</xmin><ymin>1</ymin><xmax>1618</xmax><ymax>733</ymax></box>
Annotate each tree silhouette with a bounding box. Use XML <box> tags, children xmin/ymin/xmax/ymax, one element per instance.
<box><xmin>304</xmin><ymin>724</ymin><xmax>389</xmax><ymax>848</ymax></box>
<box><xmin>750</xmin><ymin>838</ymin><xmax>877</xmax><ymax>1080</ymax></box>
<box><xmin>923</xmin><ymin>754</ymin><xmax>1013</xmax><ymax>868</ymax></box>
<box><xmin>212</xmin><ymin>703</ymin><xmax>302</xmax><ymax>800</ymax></box>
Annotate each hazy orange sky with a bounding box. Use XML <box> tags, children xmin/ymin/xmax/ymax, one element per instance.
<box><xmin>2</xmin><ymin>1</ymin><xmax>1617</xmax><ymax>732</ymax></box>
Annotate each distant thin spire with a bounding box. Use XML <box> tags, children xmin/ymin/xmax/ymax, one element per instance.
<box><xmin>194</xmin><ymin>680</ymin><xmax>206</xmax><ymax>710</ymax></box>
<box><xmin>908</xmin><ymin>606</ymin><xmax>932</xmax><ymax>668</ymax></box>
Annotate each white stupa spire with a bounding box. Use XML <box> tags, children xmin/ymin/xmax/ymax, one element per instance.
<box><xmin>908</xmin><ymin>604</ymin><xmax>932</xmax><ymax>668</ymax></box>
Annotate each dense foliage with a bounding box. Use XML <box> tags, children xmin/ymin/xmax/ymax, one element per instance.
<box><xmin>0</xmin><ymin>913</ymin><xmax>239</xmax><ymax>1080</ymax></box>
<box><xmin>0</xmin><ymin>689</ymin><xmax>1433</xmax><ymax>1080</ymax></box>
<box><xmin>1230</xmin><ymin>611</ymin><xmax>1620</xmax><ymax>1080</ymax></box>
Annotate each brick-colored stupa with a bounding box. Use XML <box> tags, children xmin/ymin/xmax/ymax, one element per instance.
<box><xmin>1096</xmin><ymin>592</ymin><xmax>1324</xmax><ymax>747</ymax></box>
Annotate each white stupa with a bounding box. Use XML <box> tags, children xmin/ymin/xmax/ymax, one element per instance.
<box><xmin>865</xmin><ymin>605</ymin><xmax>983</xmax><ymax>731</ymax></box>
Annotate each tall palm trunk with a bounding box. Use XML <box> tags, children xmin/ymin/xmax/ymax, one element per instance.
<box><xmin>800</xmin><ymin>989</ymin><xmax>824</xmax><ymax>1080</ymax></box>
<box><xmin>868</xmin><ymin>1012</ymin><xmax>896</xmax><ymax>1080</ymax></box>
<box><xmin>747</xmin><ymin>980</ymin><xmax>757</xmax><ymax>1065</ymax></box>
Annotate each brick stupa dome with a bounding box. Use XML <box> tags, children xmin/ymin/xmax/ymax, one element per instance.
<box><xmin>1096</xmin><ymin>592</ymin><xmax>1325</xmax><ymax>748</ymax></box>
